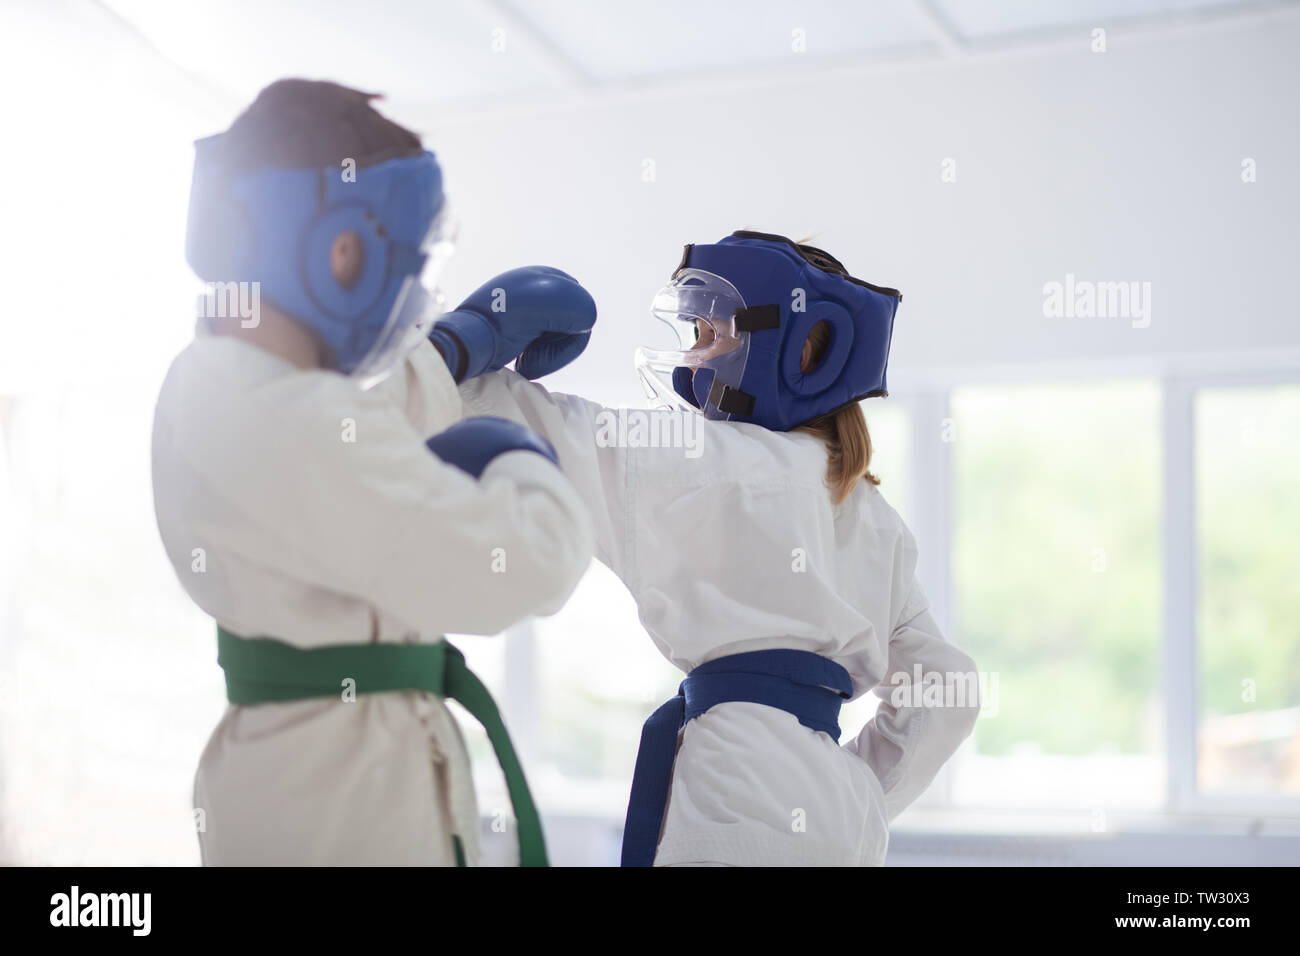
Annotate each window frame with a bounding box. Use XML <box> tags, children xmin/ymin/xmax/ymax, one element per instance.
<box><xmin>1168</xmin><ymin>368</ymin><xmax>1300</xmax><ymax>816</ymax></box>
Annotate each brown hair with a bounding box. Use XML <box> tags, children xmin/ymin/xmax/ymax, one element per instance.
<box><xmin>217</xmin><ymin>78</ymin><xmax>423</xmax><ymax>174</ymax></box>
<box><xmin>795</xmin><ymin>320</ymin><xmax>880</xmax><ymax>503</ymax></box>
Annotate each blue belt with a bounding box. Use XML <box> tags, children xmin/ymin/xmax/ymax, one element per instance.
<box><xmin>619</xmin><ymin>648</ymin><xmax>853</xmax><ymax>867</ymax></box>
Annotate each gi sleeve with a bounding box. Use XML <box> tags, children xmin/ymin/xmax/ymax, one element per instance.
<box><xmin>843</xmin><ymin>570</ymin><xmax>981</xmax><ymax>823</ymax></box>
<box><xmin>371</xmin><ymin>338</ymin><xmax>465</xmax><ymax>440</ymax></box>
<box><xmin>457</xmin><ymin>369</ymin><xmax>634</xmax><ymax>581</ymax></box>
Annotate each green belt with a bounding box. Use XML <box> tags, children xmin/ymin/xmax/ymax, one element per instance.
<box><xmin>216</xmin><ymin>627</ymin><xmax>548</xmax><ymax>867</ymax></box>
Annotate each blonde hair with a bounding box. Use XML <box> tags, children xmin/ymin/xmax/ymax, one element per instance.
<box><xmin>794</xmin><ymin>320</ymin><xmax>880</xmax><ymax>503</ymax></box>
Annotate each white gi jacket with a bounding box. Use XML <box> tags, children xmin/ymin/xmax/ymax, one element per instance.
<box><xmin>460</xmin><ymin>370</ymin><xmax>980</xmax><ymax>866</ymax></box>
<box><xmin>151</xmin><ymin>331</ymin><xmax>593</xmax><ymax>865</ymax></box>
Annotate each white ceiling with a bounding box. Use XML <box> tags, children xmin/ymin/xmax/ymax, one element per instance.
<box><xmin>97</xmin><ymin>0</ymin><xmax>1290</xmax><ymax>116</ymax></box>
<box><xmin>929</xmin><ymin>0</ymin><xmax>1268</xmax><ymax>37</ymax></box>
<box><xmin>500</xmin><ymin>0</ymin><xmax>937</xmax><ymax>79</ymax></box>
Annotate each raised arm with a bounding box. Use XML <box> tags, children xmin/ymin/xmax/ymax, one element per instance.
<box><xmin>178</xmin><ymin>372</ymin><xmax>595</xmax><ymax>637</ymax></box>
<box><xmin>458</xmin><ymin>369</ymin><xmax>635</xmax><ymax>579</ymax></box>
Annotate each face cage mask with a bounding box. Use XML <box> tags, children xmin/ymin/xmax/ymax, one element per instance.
<box><xmin>634</xmin><ymin>268</ymin><xmax>755</xmax><ymax>420</ymax></box>
<box><xmin>350</xmin><ymin>204</ymin><xmax>458</xmax><ymax>389</ymax></box>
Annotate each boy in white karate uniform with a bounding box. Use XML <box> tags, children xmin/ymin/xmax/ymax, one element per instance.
<box><xmin>152</xmin><ymin>79</ymin><xmax>598</xmax><ymax>865</ymax></box>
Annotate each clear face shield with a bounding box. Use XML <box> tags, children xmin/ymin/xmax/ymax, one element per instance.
<box><xmin>634</xmin><ymin>268</ymin><xmax>753</xmax><ymax>420</ymax></box>
<box><xmin>352</xmin><ymin>204</ymin><xmax>459</xmax><ymax>389</ymax></box>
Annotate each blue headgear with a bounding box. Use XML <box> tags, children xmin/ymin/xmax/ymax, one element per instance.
<box><xmin>185</xmin><ymin>133</ymin><xmax>450</xmax><ymax>384</ymax></box>
<box><xmin>634</xmin><ymin>231</ymin><xmax>901</xmax><ymax>431</ymax></box>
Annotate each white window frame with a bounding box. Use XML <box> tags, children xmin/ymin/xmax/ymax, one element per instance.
<box><xmin>1164</xmin><ymin>368</ymin><xmax>1300</xmax><ymax>816</ymax></box>
<box><xmin>895</xmin><ymin>362</ymin><xmax>1300</xmax><ymax>816</ymax></box>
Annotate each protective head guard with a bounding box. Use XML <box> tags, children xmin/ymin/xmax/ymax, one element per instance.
<box><xmin>185</xmin><ymin>134</ymin><xmax>454</xmax><ymax>387</ymax></box>
<box><xmin>635</xmin><ymin>231</ymin><xmax>901</xmax><ymax>431</ymax></box>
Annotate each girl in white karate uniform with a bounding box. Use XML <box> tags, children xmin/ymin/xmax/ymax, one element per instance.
<box><xmin>458</xmin><ymin>232</ymin><xmax>981</xmax><ymax>866</ymax></box>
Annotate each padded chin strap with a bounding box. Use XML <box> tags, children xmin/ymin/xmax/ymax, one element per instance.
<box><xmin>707</xmin><ymin>378</ymin><xmax>755</xmax><ymax>417</ymax></box>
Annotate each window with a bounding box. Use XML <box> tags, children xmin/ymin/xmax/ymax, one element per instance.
<box><xmin>531</xmin><ymin>562</ymin><xmax>679</xmax><ymax>814</ymax></box>
<box><xmin>866</xmin><ymin>399</ymin><xmax>911</xmax><ymax>523</ymax></box>
<box><xmin>1195</xmin><ymin>384</ymin><xmax>1300</xmax><ymax>796</ymax></box>
<box><xmin>0</xmin><ymin>391</ymin><xmax>223</xmax><ymax>864</ymax></box>
<box><xmin>7</xmin><ymin>374</ymin><xmax>1294</xmax><ymax>866</ymax></box>
<box><xmin>948</xmin><ymin>382</ymin><xmax>1164</xmax><ymax>809</ymax></box>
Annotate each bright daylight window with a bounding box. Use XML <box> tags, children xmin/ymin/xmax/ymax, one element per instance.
<box><xmin>0</xmin><ymin>390</ymin><xmax>224</xmax><ymax>865</ymax></box>
<box><xmin>948</xmin><ymin>382</ymin><xmax>1164</xmax><ymax>810</ymax></box>
<box><xmin>1195</xmin><ymin>384</ymin><xmax>1300</xmax><ymax>796</ymax></box>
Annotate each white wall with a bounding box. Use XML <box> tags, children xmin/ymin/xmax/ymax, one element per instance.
<box><xmin>412</xmin><ymin>13</ymin><xmax>1300</xmax><ymax>404</ymax></box>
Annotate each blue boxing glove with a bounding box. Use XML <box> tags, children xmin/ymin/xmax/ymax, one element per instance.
<box><xmin>425</xmin><ymin>416</ymin><xmax>559</xmax><ymax>479</ymax></box>
<box><xmin>428</xmin><ymin>266</ymin><xmax>596</xmax><ymax>383</ymax></box>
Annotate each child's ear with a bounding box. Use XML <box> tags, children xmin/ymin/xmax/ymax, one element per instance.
<box><xmin>330</xmin><ymin>230</ymin><xmax>365</xmax><ymax>289</ymax></box>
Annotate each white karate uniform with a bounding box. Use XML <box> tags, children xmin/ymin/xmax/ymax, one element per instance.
<box><xmin>459</xmin><ymin>370</ymin><xmax>980</xmax><ymax>866</ymax></box>
<box><xmin>151</xmin><ymin>330</ymin><xmax>594</xmax><ymax>865</ymax></box>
